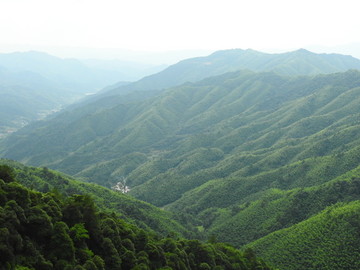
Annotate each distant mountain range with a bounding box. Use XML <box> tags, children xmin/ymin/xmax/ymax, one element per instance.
<box><xmin>0</xmin><ymin>51</ymin><xmax>166</xmax><ymax>136</ymax></box>
<box><xmin>89</xmin><ymin>48</ymin><xmax>360</xmax><ymax>100</ymax></box>
<box><xmin>0</xmin><ymin>51</ymin><xmax>166</xmax><ymax>91</ymax></box>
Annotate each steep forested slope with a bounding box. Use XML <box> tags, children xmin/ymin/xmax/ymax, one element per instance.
<box><xmin>194</xmin><ymin>165</ymin><xmax>360</xmax><ymax>247</ymax></box>
<box><xmin>246</xmin><ymin>201</ymin><xmax>360</xmax><ymax>270</ymax></box>
<box><xmin>0</xmin><ymin>159</ymin><xmax>194</xmax><ymax>238</ymax></box>
<box><xmin>0</xmin><ymin>164</ymin><xmax>271</xmax><ymax>270</ymax></box>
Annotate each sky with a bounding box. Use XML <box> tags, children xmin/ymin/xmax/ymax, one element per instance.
<box><xmin>1</xmin><ymin>0</ymin><xmax>360</xmax><ymax>63</ymax></box>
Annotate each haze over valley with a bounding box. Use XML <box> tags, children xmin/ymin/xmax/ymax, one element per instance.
<box><xmin>0</xmin><ymin>51</ymin><xmax>166</xmax><ymax>137</ymax></box>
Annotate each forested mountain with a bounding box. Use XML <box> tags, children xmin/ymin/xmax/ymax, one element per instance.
<box><xmin>247</xmin><ymin>200</ymin><xmax>360</xmax><ymax>270</ymax></box>
<box><xmin>0</xmin><ymin>163</ymin><xmax>271</xmax><ymax>270</ymax></box>
<box><xmin>37</xmin><ymin>48</ymin><xmax>360</xmax><ymax>129</ymax></box>
<box><xmin>3</xmin><ymin>69</ymin><xmax>360</xmax><ymax>188</ymax></box>
<box><xmin>90</xmin><ymin>48</ymin><xmax>360</xmax><ymax>100</ymax></box>
<box><xmin>2</xmin><ymin>49</ymin><xmax>360</xmax><ymax>269</ymax></box>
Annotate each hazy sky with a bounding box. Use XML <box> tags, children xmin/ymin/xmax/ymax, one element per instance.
<box><xmin>1</xmin><ymin>0</ymin><xmax>360</xmax><ymax>62</ymax></box>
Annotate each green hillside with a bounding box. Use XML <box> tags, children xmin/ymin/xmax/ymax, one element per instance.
<box><xmin>3</xmin><ymin>69</ymin><xmax>359</xmax><ymax>194</ymax></box>
<box><xmin>0</xmin><ymin>164</ymin><xmax>271</xmax><ymax>270</ymax></box>
<box><xmin>246</xmin><ymin>201</ymin><xmax>360</xmax><ymax>270</ymax></box>
<box><xmin>195</xmin><ymin>165</ymin><xmax>360</xmax><ymax>247</ymax></box>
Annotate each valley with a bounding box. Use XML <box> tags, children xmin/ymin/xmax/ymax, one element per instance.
<box><xmin>0</xmin><ymin>107</ymin><xmax>62</xmax><ymax>138</ymax></box>
<box><xmin>0</xmin><ymin>51</ymin><xmax>166</xmax><ymax>136</ymax></box>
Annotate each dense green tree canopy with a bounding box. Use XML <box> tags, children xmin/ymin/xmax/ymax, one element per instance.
<box><xmin>0</xmin><ymin>171</ymin><xmax>272</xmax><ymax>270</ymax></box>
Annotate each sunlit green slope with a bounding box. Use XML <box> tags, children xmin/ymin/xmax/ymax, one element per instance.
<box><xmin>246</xmin><ymin>200</ymin><xmax>360</xmax><ymax>270</ymax></box>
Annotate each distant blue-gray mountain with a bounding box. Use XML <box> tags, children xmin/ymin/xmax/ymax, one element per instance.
<box><xmin>0</xmin><ymin>51</ymin><xmax>166</xmax><ymax>135</ymax></box>
<box><xmin>94</xmin><ymin>48</ymin><xmax>360</xmax><ymax>99</ymax></box>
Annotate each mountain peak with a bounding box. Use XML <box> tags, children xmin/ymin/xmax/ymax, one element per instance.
<box><xmin>209</xmin><ymin>48</ymin><xmax>265</xmax><ymax>57</ymax></box>
<box><xmin>291</xmin><ymin>48</ymin><xmax>313</xmax><ymax>55</ymax></box>
<box><xmin>297</xmin><ymin>48</ymin><xmax>311</xmax><ymax>52</ymax></box>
